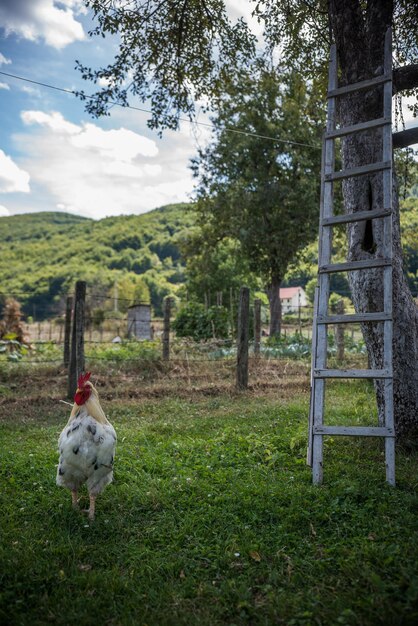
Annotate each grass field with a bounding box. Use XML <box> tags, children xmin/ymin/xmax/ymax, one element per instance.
<box><xmin>1</xmin><ymin>362</ymin><xmax>417</xmax><ymax>625</ymax></box>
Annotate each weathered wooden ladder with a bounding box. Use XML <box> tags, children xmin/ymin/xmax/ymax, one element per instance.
<box><xmin>307</xmin><ymin>28</ymin><xmax>395</xmax><ymax>485</ymax></box>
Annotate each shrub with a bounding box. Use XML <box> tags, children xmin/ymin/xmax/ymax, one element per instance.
<box><xmin>172</xmin><ymin>302</ymin><xmax>230</xmax><ymax>341</ymax></box>
<box><xmin>0</xmin><ymin>298</ymin><xmax>31</xmax><ymax>360</ymax></box>
<box><xmin>0</xmin><ymin>298</ymin><xmax>27</xmax><ymax>344</ymax></box>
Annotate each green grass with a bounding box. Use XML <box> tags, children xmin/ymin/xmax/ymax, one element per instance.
<box><xmin>1</xmin><ymin>382</ymin><xmax>418</xmax><ymax>625</ymax></box>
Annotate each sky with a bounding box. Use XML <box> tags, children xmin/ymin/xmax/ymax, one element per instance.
<box><xmin>0</xmin><ymin>0</ymin><xmax>265</xmax><ymax>220</ymax></box>
<box><xmin>0</xmin><ymin>1</ymin><xmax>415</xmax><ymax>221</ymax></box>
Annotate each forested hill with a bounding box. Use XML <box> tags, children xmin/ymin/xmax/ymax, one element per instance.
<box><xmin>0</xmin><ymin>204</ymin><xmax>195</xmax><ymax>318</ymax></box>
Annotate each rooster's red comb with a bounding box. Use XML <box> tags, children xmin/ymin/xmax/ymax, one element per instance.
<box><xmin>77</xmin><ymin>372</ymin><xmax>91</xmax><ymax>389</ymax></box>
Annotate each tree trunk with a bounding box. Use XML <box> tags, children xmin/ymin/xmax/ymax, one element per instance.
<box><xmin>329</xmin><ymin>0</ymin><xmax>418</xmax><ymax>439</ymax></box>
<box><xmin>267</xmin><ymin>276</ymin><xmax>282</xmax><ymax>337</ymax></box>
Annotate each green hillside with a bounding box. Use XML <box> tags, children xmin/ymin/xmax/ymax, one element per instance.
<box><xmin>0</xmin><ymin>204</ymin><xmax>195</xmax><ymax>318</ymax></box>
<box><xmin>1</xmin><ymin>191</ymin><xmax>417</xmax><ymax>322</ymax></box>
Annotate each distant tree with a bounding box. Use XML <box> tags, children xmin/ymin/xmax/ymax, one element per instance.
<box><xmin>180</xmin><ymin>234</ymin><xmax>259</xmax><ymax>305</ymax></box>
<box><xmin>113</xmin><ymin>275</ymin><xmax>150</xmax><ymax>313</ymax></box>
<box><xmin>191</xmin><ymin>67</ymin><xmax>322</xmax><ymax>335</ymax></box>
<box><xmin>398</xmin><ymin>153</ymin><xmax>418</xmax><ymax>294</ymax></box>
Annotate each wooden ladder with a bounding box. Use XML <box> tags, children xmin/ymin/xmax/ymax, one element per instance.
<box><xmin>307</xmin><ymin>28</ymin><xmax>395</xmax><ymax>486</ymax></box>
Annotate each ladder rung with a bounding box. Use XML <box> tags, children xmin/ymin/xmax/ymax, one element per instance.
<box><xmin>325</xmin><ymin>161</ymin><xmax>391</xmax><ymax>181</ymax></box>
<box><xmin>322</xmin><ymin>208</ymin><xmax>391</xmax><ymax>226</ymax></box>
<box><xmin>325</xmin><ymin>117</ymin><xmax>391</xmax><ymax>139</ymax></box>
<box><xmin>313</xmin><ymin>426</ymin><xmax>395</xmax><ymax>437</ymax></box>
<box><xmin>317</xmin><ymin>312</ymin><xmax>392</xmax><ymax>324</ymax></box>
<box><xmin>327</xmin><ymin>74</ymin><xmax>391</xmax><ymax>98</ymax></box>
<box><xmin>319</xmin><ymin>258</ymin><xmax>392</xmax><ymax>273</ymax></box>
<box><xmin>314</xmin><ymin>368</ymin><xmax>392</xmax><ymax>379</ymax></box>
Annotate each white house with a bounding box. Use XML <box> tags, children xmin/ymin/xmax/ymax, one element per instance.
<box><xmin>279</xmin><ymin>287</ymin><xmax>308</xmax><ymax>314</ymax></box>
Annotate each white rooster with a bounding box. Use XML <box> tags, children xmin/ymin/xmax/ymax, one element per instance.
<box><xmin>57</xmin><ymin>372</ymin><xmax>116</xmax><ymax>520</ymax></box>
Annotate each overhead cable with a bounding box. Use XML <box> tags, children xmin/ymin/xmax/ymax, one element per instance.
<box><xmin>0</xmin><ymin>69</ymin><xmax>321</xmax><ymax>150</ymax></box>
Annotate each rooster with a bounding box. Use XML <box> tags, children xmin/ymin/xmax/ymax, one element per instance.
<box><xmin>57</xmin><ymin>373</ymin><xmax>116</xmax><ymax>520</ymax></box>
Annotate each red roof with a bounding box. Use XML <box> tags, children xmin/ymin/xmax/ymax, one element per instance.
<box><xmin>279</xmin><ymin>287</ymin><xmax>302</xmax><ymax>299</ymax></box>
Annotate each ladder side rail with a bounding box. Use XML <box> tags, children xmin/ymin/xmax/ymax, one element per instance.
<box><xmin>314</xmin><ymin>140</ymin><xmax>332</xmax><ymax>472</ymax></box>
<box><xmin>312</xmin><ymin>43</ymin><xmax>337</xmax><ymax>485</ymax></box>
<box><xmin>308</xmin><ymin>135</ymin><xmax>326</xmax><ymax>468</ymax></box>
<box><xmin>307</xmin><ymin>285</ymin><xmax>320</xmax><ymax>467</ymax></box>
<box><xmin>383</xmin><ymin>27</ymin><xmax>395</xmax><ymax>485</ymax></box>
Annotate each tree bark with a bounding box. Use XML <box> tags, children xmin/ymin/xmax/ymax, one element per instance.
<box><xmin>328</xmin><ymin>0</ymin><xmax>418</xmax><ymax>440</ymax></box>
<box><xmin>267</xmin><ymin>275</ymin><xmax>282</xmax><ymax>337</ymax></box>
<box><xmin>393</xmin><ymin>64</ymin><xmax>418</xmax><ymax>95</ymax></box>
<box><xmin>393</xmin><ymin>127</ymin><xmax>418</xmax><ymax>150</ymax></box>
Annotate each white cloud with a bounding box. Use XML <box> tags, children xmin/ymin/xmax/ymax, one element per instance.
<box><xmin>22</xmin><ymin>110</ymin><xmax>80</xmax><ymax>134</ymax></box>
<box><xmin>0</xmin><ymin>0</ymin><xmax>85</xmax><ymax>49</ymax></box>
<box><xmin>71</xmin><ymin>124</ymin><xmax>159</xmax><ymax>159</ymax></box>
<box><xmin>97</xmin><ymin>77</ymin><xmax>111</xmax><ymax>88</ymax></box>
<box><xmin>15</xmin><ymin>110</ymin><xmax>194</xmax><ymax>218</ymax></box>
<box><xmin>0</xmin><ymin>150</ymin><xmax>30</xmax><ymax>193</ymax></box>
<box><xmin>0</xmin><ymin>82</ymin><xmax>10</xmax><ymax>90</ymax></box>
<box><xmin>0</xmin><ymin>52</ymin><xmax>12</xmax><ymax>65</ymax></box>
<box><xmin>0</xmin><ymin>205</ymin><xmax>10</xmax><ymax>216</ymax></box>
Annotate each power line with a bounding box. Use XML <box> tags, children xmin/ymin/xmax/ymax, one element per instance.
<box><xmin>0</xmin><ymin>69</ymin><xmax>321</xmax><ymax>150</ymax></box>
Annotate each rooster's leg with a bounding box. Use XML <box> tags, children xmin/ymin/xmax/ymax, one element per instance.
<box><xmin>71</xmin><ymin>490</ymin><xmax>79</xmax><ymax>509</ymax></box>
<box><xmin>88</xmin><ymin>494</ymin><xmax>96</xmax><ymax>521</ymax></box>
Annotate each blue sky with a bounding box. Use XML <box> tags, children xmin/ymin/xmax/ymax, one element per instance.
<box><xmin>0</xmin><ymin>0</ymin><xmax>233</xmax><ymax>219</ymax></box>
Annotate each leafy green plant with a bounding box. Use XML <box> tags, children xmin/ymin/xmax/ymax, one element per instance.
<box><xmin>172</xmin><ymin>302</ymin><xmax>230</xmax><ymax>341</ymax></box>
<box><xmin>86</xmin><ymin>340</ymin><xmax>160</xmax><ymax>362</ymax></box>
<box><xmin>0</xmin><ymin>333</ymin><xmax>29</xmax><ymax>361</ymax></box>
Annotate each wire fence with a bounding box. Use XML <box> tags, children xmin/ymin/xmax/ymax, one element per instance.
<box><xmin>0</xmin><ymin>289</ymin><xmax>369</xmax><ymax>370</ymax></box>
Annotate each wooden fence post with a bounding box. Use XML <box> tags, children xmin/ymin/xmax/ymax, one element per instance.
<box><xmin>162</xmin><ymin>296</ymin><xmax>172</xmax><ymax>360</ymax></box>
<box><xmin>63</xmin><ymin>296</ymin><xmax>73</xmax><ymax>368</ymax></box>
<box><xmin>254</xmin><ymin>298</ymin><xmax>261</xmax><ymax>357</ymax></box>
<box><xmin>68</xmin><ymin>281</ymin><xmax>86</xmax><ymax>399</ymax></box>
<box><xmin>229</xmin><ymin>287</ymin><xmax>234</xmax><ymax>337</ymax></box>
<box><xmin>236</xmin><ymin>287</ymin><xmax>250</xmax><ymax>390</ymax></box>
<box><xmin>335</xmin><ymin>299</ymin><xmax>345</xmax><ymax>363</ymax></box>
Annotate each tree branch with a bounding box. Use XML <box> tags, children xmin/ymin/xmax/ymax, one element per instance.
<box><xmin>393</xmin><ymin>64</ymin><xmax>418</xmax><ymax>95</ymax></box>
<box><xmin>393</xmin><ymin>127</ymin><xmax>418</xmax><ymax>149</ymax></box>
